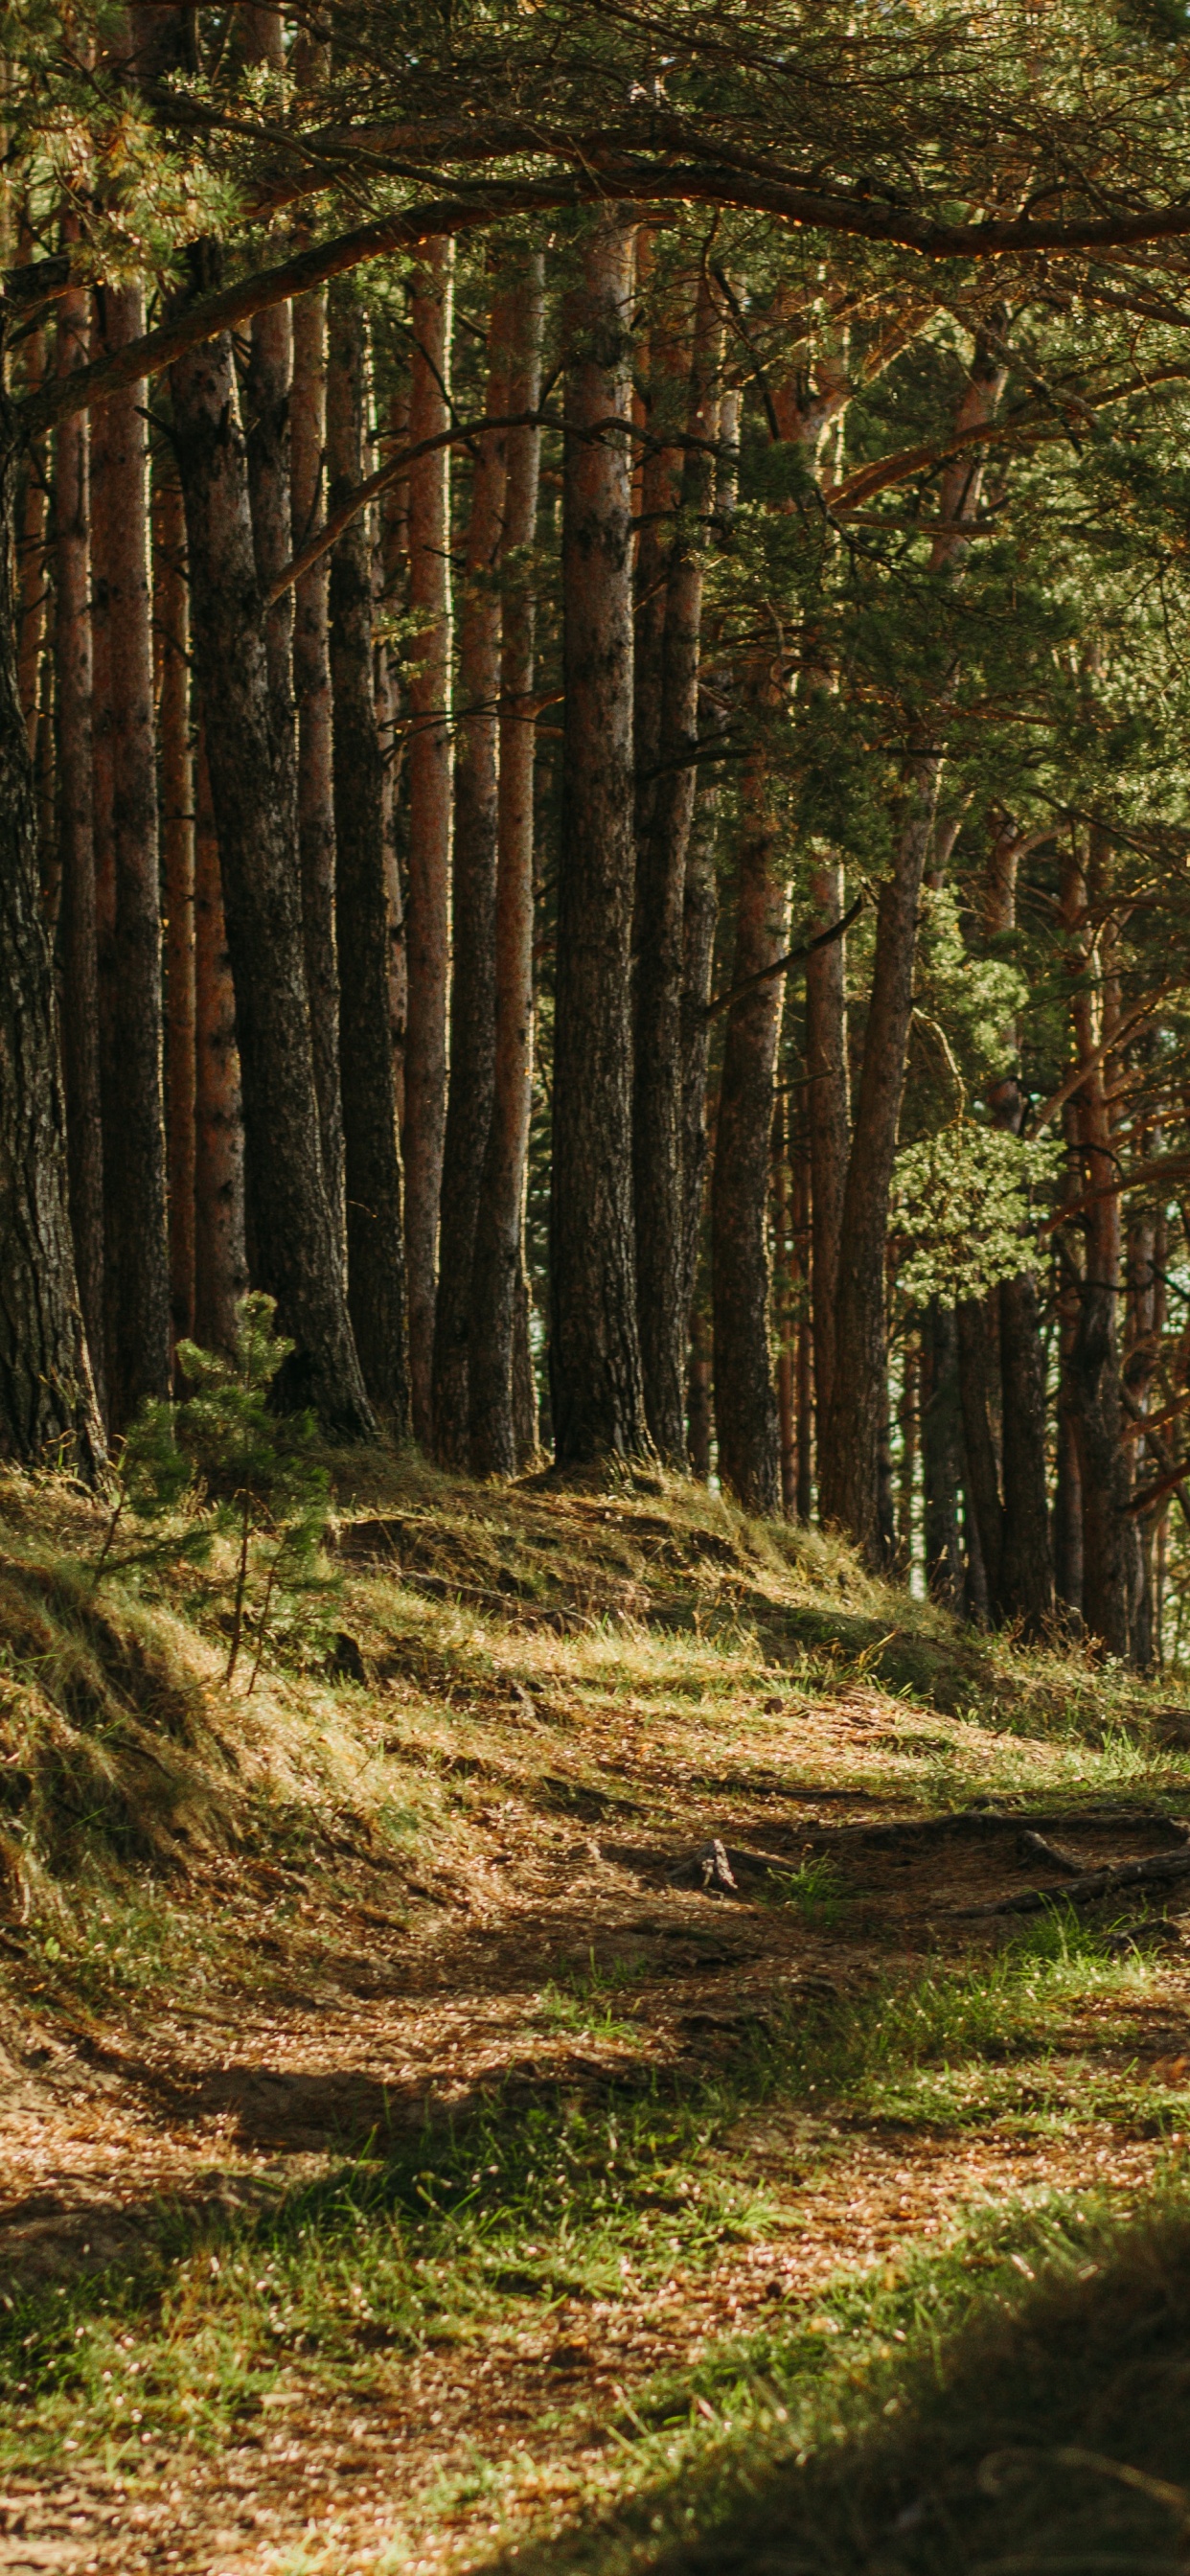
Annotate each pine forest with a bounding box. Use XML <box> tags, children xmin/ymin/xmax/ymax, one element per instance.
<box><xmin>8</xmin><ymin>7</ymin><xmax>1190</xmax><ymax>2569</ymax></box>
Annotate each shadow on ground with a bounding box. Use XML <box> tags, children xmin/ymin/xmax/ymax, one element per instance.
<box><xmin>487</xmin><ymin>2204</ymin><xmax>1190</xmax><ymax>2576</ymax></box>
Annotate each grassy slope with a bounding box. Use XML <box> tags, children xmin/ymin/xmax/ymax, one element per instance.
<box><xmin>2</xmin><ymin>1454</ymin><xmax>1190</xmax><ymax>2572</ymax></box>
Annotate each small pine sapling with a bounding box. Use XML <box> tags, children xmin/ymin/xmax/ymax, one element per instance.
<box><xmin>92</xmin><ymin>1401</ymin><xmax>201</xmax><ymax>1587</ymax></box>
<box><xmin>174</xmin><ymin>1296</ymin><xmax>332</xmax><ymax>1688</ymax></box>
<box><xmin>92</xmin><ymin>1297</ymin><xmax>333</xmax><ymax>1689</ymax></box>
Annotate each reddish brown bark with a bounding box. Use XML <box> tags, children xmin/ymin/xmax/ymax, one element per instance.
<box><xmin>633</xmin><ymin>244</ymin><xmax>687</xmax><ymax>875</ymax></box>
<box><xmin>194</xmin><ymin>728</ymin><xmax>247</xmax><ymax>1352</ymax></box>
<box><xmin>469</xmin><ymin>252</ymin><xmax>545</xmax><ymax>1478</ymax></box>
<box><xmin>100</xmin><ymin>285</ymin><xmax>172</xmax><ymax>1424</ymax></box>
<box><xmin>805</xmin><ymin>855</ymin><xmax>850</xmax><ymax>1433</ymax></box>
<box><xmin>15</xmin><ymin>254</ymin><xmax>47</xmax><ymax>757</ymax></box>
<box><xmin>153</xmin><ymin>462</ymin><xmax>196</xmax><ymax>1351</ymax></box>
<box><xmin>55</xmin><ymin>272</ymin><xmax>105</xmax><ymax>1419</ymax></box>
<box><xmin>550</xmin><ymin>209</ymin><xmax>652</xmax><ymax>1464</ymax></box>
<box><xmin>1065</xmin><ymin>833</ymin><xmax>1133</xmax><ymax>1660</ymax></box>
<box><xmin>88</xmin><ymin>306</ymin><xmax>119</xmax><ymax>1401</ymax></box>
<box><xmin>290</xmin><ymin>282</ymin><xmax>347</xmax><ymax>1259</ymax></box>
<box><xmin>172</xmin><ymin>318</ymin><xmax>375</xmax><ymax>1433</ymax></box>
<box><xmin>0</xmin><ymin>413</ymin><xmax>103</xmax><ymax>1475</ymax></box>
<box><xmin>327</xmin><ymin>287</ymin><xmax>410</xmax><ymax>1428</ymax></box>
<box><xmin>404</xmin><ymin>238</ymin><xmax>454</xmax><ymax>1446</ymax></box>
<box><xmin>711</xmin><ymin>691</ymin><xmax>790</xmax><ymax>1516</ymax></box>
<box><xmin>632</xmin><ymin>271</ymin><xmax>721</xmax><ymax>1461</ymax></box>
<box><xmin>433</xmin><ymin>277</ymin><xmax>510</xmax><ymax>1461</ymax></box>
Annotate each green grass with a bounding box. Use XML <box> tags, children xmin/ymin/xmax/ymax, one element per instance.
<box><xmin>488</xmin><ymin>2178</ymin><xmax>1190</xmax><ymax>2576</ymax></box>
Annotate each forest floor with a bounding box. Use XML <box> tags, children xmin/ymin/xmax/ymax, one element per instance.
<box><xmin>2</xmin><ymin>1457</ymin><xmax>1190</xmax><ymax>2574</ymax></box>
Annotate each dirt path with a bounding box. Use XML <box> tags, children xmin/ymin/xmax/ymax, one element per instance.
<box><xmin>1</xmin><ymin>1763</ymin><xmax>1186</xmax><ymax>2574</ymax></box>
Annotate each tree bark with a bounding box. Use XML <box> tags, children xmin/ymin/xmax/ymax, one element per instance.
<box><xmin>998</xmin><ymin>1269</ymin><xmax>1055</xmax><ymax>1636</ymax></box>
<box><xmin>549</xmin><ymin>209</ymin><xmax>652</xmax><ymax>1466</ymax></box>
<box><xmin>805</xmin><ymin>854</ymin><xmax>850</xmax><ymax>1433</ymax></box>
<box><xmin>171</xmin><ymin>318</ymin><xmax>376</xmax><ymax>1434</ymax></box>
<box><xmin>711</xmin><ymin>694</ymin><xmax>789</xmax><ymax>1517</ymax></box>
<box><xmin>14</xmin><ymin>262</ymin><xmax>47</xmax><ymax>757</ymax></box>
<box><xmin>1066</xmin><ymin>844</ymin><xmax>1132</xmax><ymax>1660</ymax></box>
<box><xmin>194</xmin><ymin>726</ymin><xmax>247</xmax><ymax>1352</ymax></box>
<box><xmin>433</xmin><ymin>278</ymin><xmax>510</xmax><ymax>1461</ymax></box>
<box><xmin>957</xmin><ymin>1297</ymin><xmax>1004</xmax><ymax>1612</ymax></box>
<box><xmin>290</xmin><ymin>283</ymin><xmax>347</xmax><ymax>1262</ymax></box>
<box><xmin>921</xmin><ymin>1297</ymin><xmax>965</xmax><ymax>1608</ymax></box>
<box><xmin>0</xmin><ymin>406</ymin><xmax>103</xmax><ymax>1473</ymax></box>
<box><xmin>88</xmin><ymin>306</ymin><xmax>119</xmax><ymax>1408</ymax></box>
<box><xmin>153</xmin><ymin>459</ymin><xmax>196</xmax><ymax>1353</ymax></box>
<box><xmin>55</xmin><ymin>274</ymin><xmax>105</xmax><ymax>1423</ymax></box>
<box><xmin>102</xmin><ymin>285</ymin><xmax>172</xmax><ymax>1425</ymax></box>
<box><xmin>632</xmin><ymin>272</ymin><xmax>721</xmax><ymax>1461</ymax></box>
<box><xmin>469</xmin><ymin>252</ymin><xmax>545</xmax><ymax>1478</ymax></box>
<box><xmin>404</xmin><ymin>238</ymin><xmax>454</xmax><ymax>1446</ymax></box>
<box><xmin>327</xmin><ymin>288</ymin><xmax>410</xmax><ymax>1430</ymax></box>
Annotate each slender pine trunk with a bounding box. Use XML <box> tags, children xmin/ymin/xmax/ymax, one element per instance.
<box><xmin>404</xmin><ymin>240</ymin><xmax>454</xmax><ymax>1445</ymax></box>
<box><xmin>469</xmin><ymin>253</ymin><xmax>545</xmax><ymax>1478</ymax></box>
<box><xmin>0</xmin><ymin>405</ymin><xmax>103</xmax><ymax>1472</ymax></box>
<box><xmin>103</xmin><ymin>285</ymin><xmax>172</xmax><ymax>1423</ymax></box>
<box><xmin>550</xmin><ymin>210</ymin><xmax>652</xmax><ymax>1465</ymax></box>
<box><xmin>711</xmin><ymin>690</ymin><xmax>789</xmax><ymax>1516</ymax></box>
<box><xmin>172</xmin><ymin>318</ymin><xmax>376</xmax><ymax>1434</ymax></box>
<box><xmin>327</xmin><ymin>288</ymin><xmax>410</xmax><ymax>1429</ymax></box>
<box><xmin>805</xmin><ymin>855</ymin><xmax>850</xmax><ymax>1435</ymax></box>
<box><xmin>433</xmin><ymin>277</ymin><xmax>510</xmax><ymax>1460</ymax></box>
<box><xmin>153</xmin><ymin>459</ymin><xmax>196</xmax><ymax>1353</ymax></box>
<box><xmin>632</xmin><ymin>273</ymin><xmax>721</xmax><ymax>1461</ymax></box>
<box><xmin>290</xmin><ymin>284</ymin><xmax>347</xmax><ymax>1262</ymax></box>
<box><xmin>194</xmin><ymin>725</ymin><xmax>247</xmax><ymax>1351</ymax></box>
<box><xmin>55</xmin><ymin>271</ymin><xmax>105</xmax><ymax>1420</ymax></box>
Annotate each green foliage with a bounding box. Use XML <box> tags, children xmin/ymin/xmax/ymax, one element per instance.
<box><xmin>95</xmin><ymin>1297</ymin><xmax>332</xmax><ymax>1690</ymax></box>
<box><xmin>892</xmin><ymin>1122</ymin><xmax>1064</xmax><ymax>1307</ymax></box>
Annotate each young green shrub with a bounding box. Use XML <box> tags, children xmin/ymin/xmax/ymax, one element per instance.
<box><xmin>94</xmin><ymin>1296</ymin><xmax>332</xmax><ymax>1689</ymax></box>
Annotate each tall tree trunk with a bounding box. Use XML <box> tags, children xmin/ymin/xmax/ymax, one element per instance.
<box><xmin>632</xmin><ymin>242</ymin><xmax>687</xmax><ymax>878</ymax></box>
<box><xmin>921</xmin><ymin>1297</ymin><xmax>965</xmax><ymax>1607</ymax></box>
<box><xmin>378</xmin><ymin>383</ymin><xmax>411</xmax><ymax>1128</ymax></box>
<box><xmin>957</xmin><ymin>1297</ymin><xmax>1004</xmax><ymax>1612</ymax></box>
<box><xmin>549</xmin><ymin>209</ymin><xmax>652</xmax><ymax>1465</ymax></box>
<box><xmin>632</xmin><ymin>273</ymin><xmax>721</xmax><ymax>1461</ymax></box>
<box><xmin>290</xmin><ymin>284</ymin><xmax>347</xmax><ymax>1260</ymax></box>
<box><xmin>55</xmin><ymin>271</ymin><xmax>105</xmax><ymax>1421</ymax></box>
<box><xmin>679</xmin><ymin>773</ymin><xmax>720</xmax><ymax>1329</ymax></box>
<box><xmin>711</xmin><ymin>694</ymin><xmax>789</xmax><ymax>1516</ymax></box>
<box><xmin>89</xmin><ymin>308</ymin><xmax>120</xmax><ymax>1408</ymax></box>
<box><xmin>0</xmin><ymin>409</ymin><xmax>103</xmax><ymax>1472</ymax></box>
<box><xmin>998</xmin><ymin>1269</ymin><xmax>1055</xmax><ymax>1636</ymax></box>
<box><xmin>1066</xmin><ymin>845</ymin><xmax>1132</xmax><ymax>1660</ymax></box>
<box><xmin>194</xmin><ymin>726</ymin><xmax>247</xmax><ymax>1351</ymax></box>
<box><xmin>404</xmin><ymin>239</ymin><xmax>454</xmax><ymax>1445</ymax></box>
<box><xmin>103</xmin><ymin>286</ymin><xmax>172</xmax><ymax>1424</ymax></box>
<box><xmin>14</xmin><ymin>260</ymin><xmax>47</xmax><ymax>757</ymax></box>
<box><xmin>153</xmin><ymin>459</ymin><xmax>196</xmax><ymax>1352</ymax></box>
<box><xmin>171</xmin><ymin>318</ymin><xmax>376</xmax><ymax>1434</ymax></box>
<box><xmin>469</xmin><ymin>253</ymin><xmax>544</xmax><ymax>1478</ymax></box>
<box><xmin>773</xmin><ymin>1094</ymin><xmax>795</xmax><ymax>1516</ymax></box>
<box><xmin>805</xmin><ymin>854</ymin><xmax>850</xmax><ymax>1434</ymax></box>
<box><xmin>326</xmin><ymin>288</ymin><xmax>410</xmax><ymax>1430</ymax></box>
<box><xmin>433</xmin><ymin>279</ymin><xmax>510</xmax><ymax>1460</ymax></box>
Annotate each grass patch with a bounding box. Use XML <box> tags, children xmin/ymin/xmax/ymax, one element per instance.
<box><xmin>486</xmin><ymin>2177</ymin><xmax>1190</xmax><ymax>2576</ymax></box>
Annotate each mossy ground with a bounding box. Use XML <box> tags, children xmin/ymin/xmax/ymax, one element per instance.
<box><xmin>1</xmin><ymin>1453</ymin><xmax>1189</xmax><ymax>2571</ymax></box>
